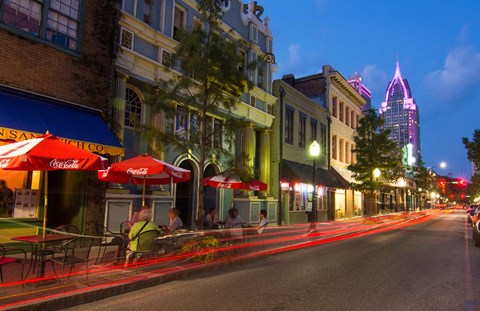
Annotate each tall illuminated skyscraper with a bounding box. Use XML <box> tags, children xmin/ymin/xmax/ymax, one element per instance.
<box><xmin>379</xmin><ymin>61</ymin><xmax>421</xmax><ymax>165</ymax></box>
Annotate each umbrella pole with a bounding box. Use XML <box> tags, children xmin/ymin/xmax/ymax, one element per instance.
<box><xmin>42</xmin><ymin>170</ymin><xmax>48</xmax><ymax>238</ymax></box>
<box><xmin>142</xmin><ymin>175</ymin><xmax>146</xmax><ymax>207</ymax></box>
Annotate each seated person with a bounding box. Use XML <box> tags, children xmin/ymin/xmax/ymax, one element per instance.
<box><xmin>129</xmin><ymin>205</ymin><xmax>152</xmax><ymax>229</ymax></box>
<box><xmin>203</xmin><ymin>207</ymin><xmax>219</xmax><ymax>229</ymax></box>
<box><xmin>224</xmin><ymin>207</ymin><xmax>243</xmax><ymax>238</ymax></box>
<box><xmin>125</xmin><ymin>209</ymin><xmax>158</xmax><ymax>265</ymax></box>
<box><xmin>161</xmin><ymin>208</ymin><xmax>183</xmax><ymax>234</ymax></box>
<box><xmin>256</xmin><ymin>209</ymin><xmax>269</xmax><ymax>234</ymax></box>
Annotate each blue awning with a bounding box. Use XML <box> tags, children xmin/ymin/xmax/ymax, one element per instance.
<box><xmin>0</xmin><ymin>86</ymin><xmax>124</xmax><ymax>156</ymax></box>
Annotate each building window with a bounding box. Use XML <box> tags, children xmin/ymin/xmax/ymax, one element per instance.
<box><xmin>257</xmin><ymin>59</ymin><xmax>264</xmax><ymax>89</ymax></box>
<box><xmin>250</xmin><ymin>95</ymin><xmax>256</xmax><ymax>107</ymax></box>
<box><xmin>238</xmin><ymin>50</ymin><xmax>246</xmax><ymax>74</ymax></box>
<box><xmin>310</xmin><ymin>119</ymin><xmax>317</xmax><ymax>142</ymax></box>
<box><xmin>285</xmin><ymin>107</ymin><xmax>294</xmax><ymax>145</ymax></box>
<box><xmin>320</xmin><ymin>124</ymin><xmax>327</xmax><ymax>157</ymax></box>
<box><xmin>339</xmin><ymin>138</ymin><xmax>344</xmax><ymax>162</ymax></box>
<box><xmin>161</xmin><ymin>49</ymin><xmax>172</xmax><ymax>67</ymax></box>
<box><xmin>173</xmin><ymin>5</ymin><xmax>185</xmax><ymax>41</ymax></box>
<box><xmin>125</xmin><ymin>88</ymin><xmax>142</xmax><ymax>127</ymax></box>
<box><xmin>351</xmin><ymin>144</ymin><xmax>355</xmax><ymax>164</ymax></box>
<box><xmin>193</xmin><ymin>15</ymin><xmax>203</xmax><ymax>31</ymax></box>
<box><xmin>266</xmin><ymin>38</ymin><xmax>272</xmax><ymax>53</ymax></box>
<box><xmin>299</xmin><ymin>113</ymin><xmax>306</xmax><ymax>148</ymax></box>
<box><xmin>120</xmin><ymin>27</ymin><xmax>134</xmax><ymax>50</ymax></box>
<box><xmin>345</xmin><ymin>107</ymin><xmax>350</xmax><ymax>126</ymax></box>
<box><xmin>1</xmin><ymin>0</ymin><xmax>81</xmax><ymax>51</ymax></box>
<box><xmin>339</xmin><ymin>102</ymin><xmax>344</xmax><ymax>122</ymax></box>
<box><xmin>251</xmin><ymin>24</ymin><xmax>258</xmax><ymax>42</ymax></box>
<box><xmin>213</xmin><ymin>119</ymin><xmax>223</xmax><ymax>149</ymax></box>
<box><xmin>351</xmin><ymin>111</ymin><xmax>355</xmax><ymax>129</ymax></box>
<box><xmin>190</xmin><ymin>111</ymin><xmax>200</xmax><ymax>137</ymax></box>
<box><xmin>356</xmin><ymin>114</ymin><xmax>360</xmax><ymax>129</ymax></box>
<box><xmin>332</xmin><ymin>135</ymin><xmax>337</xmax><ymax>160</ymax></box>
<box><xmin>345</xmin><ymin>142</ymin><xmax>350</xmax><ymax>164</ymax></box>
<box><xmin>332</xmin><ymin>96</ymin><xmax>337</xmax><ymax>118</ymax></box>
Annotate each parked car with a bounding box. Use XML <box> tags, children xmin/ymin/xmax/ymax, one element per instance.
<box><xmin>472</xmin><ymin>207</ymin><xmax>480</xmax><ymax>225</ymax></box>
<box><xmin>467</xmin><ymin>205</ymin><xmax>478</xmax><ymax>224</ymax></box>
<box><xmin>472</xmin><ymin>219</ymin><xmax>480</xmax><ymax>248</ymax></box>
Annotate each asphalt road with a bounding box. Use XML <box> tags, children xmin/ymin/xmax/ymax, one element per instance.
<box><xmin>66</xmin><ymin>211</ymin><xmax>480</xmax><ymax>311</ymax></box>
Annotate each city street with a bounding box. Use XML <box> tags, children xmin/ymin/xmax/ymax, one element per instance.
<box><xmin>66</xmin><ymin>211</ymin><xmax>480</xmax><ymax>311</ymax></box>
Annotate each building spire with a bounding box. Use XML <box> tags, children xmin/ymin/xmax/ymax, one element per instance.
<box><xmin>395</xmin><ymin>57</ymin><xmax>401</xmax><ymax>79</ymax></box>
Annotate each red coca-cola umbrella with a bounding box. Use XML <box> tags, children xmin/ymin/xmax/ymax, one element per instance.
<box><xmin>97</xmin><ymin>154</ymin><xmax>191</xmax><ymax>205</ymax></box>
<box><xmin>203</xmin><ymin>170</ymin><xmax>268</xmax><ymax>191</ymax></box>
<box><xmin>0</xmin><ymin>133</ymin><xmax>108</xmax><ymax>237</ymax></box>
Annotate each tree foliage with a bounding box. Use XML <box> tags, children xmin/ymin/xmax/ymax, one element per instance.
<box><xmin>463</xmin><ymin>129</ymin><xmax>480</xmax><ymax>199</ymax></box>
<box><xmin>412</xmin><ymin>154</ymin><xmax>433</xmax><ymax>191</ymax></box>
<box><xmin>348</xmin><ymin>109</ymin><xmax>404</xmax><ymax>193</ymax></box>
<box><xmin>141</xmin><ymin>0</ymin><xmax>254</xmax><ymax>228</ymax></box>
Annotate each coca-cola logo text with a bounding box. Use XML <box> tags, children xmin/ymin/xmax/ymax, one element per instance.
<box><xmin>216</xmin><ymin>183</ymin><xmax>232</xmax><ymax>189</ymax></box>
<box><xmin>50</xmin><ymin>159</ymin><xmax>79</xmax><ymax>169</ymax></box>
<box><xmin>0</xmin><ymin>159</ymin><xmax>10</xmax><ymax>168</ymax></box>
<box><xmin>248</xmin><ymin>185</ymin><xmax>260</xmax><ymax>191</ymax></box>
<box><xmin>170</xmin><ymin>171</ymin><xmax>184</xmax><ymax>178</ymax></box>
<box><xmin>126</xmin><ymin>167</ymin><xmax>148</xmax><ymax>175</ymax></box>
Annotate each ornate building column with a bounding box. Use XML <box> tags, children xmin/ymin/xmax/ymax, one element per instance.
<box><xmin>113</xmin><ymin>72</ymin><xmax>129</xmax><ymax>154</ymax></box>
<box><xmin>241</xmin><ymin>122</ymin><xmax>256</xmax><ymax>169</ymax></box>
<box><xmin>149</xmin><ymin>88</ymin><xmax>165</xmax><ymax>160</ymax></box>
<box><xmin>240</xmin><ymin>122</ymin><xmax>256</xmax><ymax>196</ymax></box>
<box><xmin>259</xmin><ymin>128</ymin><xmax>271</xmax><ymax>197</ymax></box>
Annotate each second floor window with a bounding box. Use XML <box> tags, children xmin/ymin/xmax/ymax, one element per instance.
<box><xmin>1</xmin><ymin>0</ymin><xmax>81</xmax><ymax>51</ymax></box>
<box><xmin>332</xmin><ymin>96</ymin><xmax>337</xmax><ymax>118</ymax></box>
<box><xmin>332</xmin><ymin>135</ymin><xmax>337</xmax><ymax>160</ymax></box>
<box><xmin>310</xmin><ymin>119</ymin><xmax>317</xmax><ymax>142</ymax></box>
<box><xmin>345</xmin><ymin>107</ymin><xmax>350</xmax><ymax>126</ymax></box>
<box><xmin>173</xmin><ymin>5</ymin><xmax>185</xmax><ymax>40</ymax></box>
<box><xmin>339</xmin><ymin>102</ymin><xmax>344</xmax><ymax>122</ymax></box>
<box><xmin>285</xmin><ymin>107</ymin><xmax>294</xmax><ymax>145</ymax></box>
<box><xmin>299</xmin><ymin>113</ymin><xmax>306</xmax><ymax>148</ymax></box>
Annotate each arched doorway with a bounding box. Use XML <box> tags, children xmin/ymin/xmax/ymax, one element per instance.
<box><xmin>203</xmin><ymin>164</ymin><xmax>218</xmax><ymax>217</ymax></box>
<box><xmin>175</xmin><ymin>160</ymin><xmax>195</xmax><ymax>229</ymax></box>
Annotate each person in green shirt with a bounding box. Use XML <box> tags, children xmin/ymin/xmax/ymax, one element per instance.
<box><xmin>125</xmin><ymin>209</ymin><xmax>159</xmax><ymax>266</ymax></box>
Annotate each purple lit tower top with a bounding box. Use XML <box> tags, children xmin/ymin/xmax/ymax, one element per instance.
<box><xmin>379</xmin><ymin>61</ymin><xmax>421</xmax><ymax>164</ymax></box>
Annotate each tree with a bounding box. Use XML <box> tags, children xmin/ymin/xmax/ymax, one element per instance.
<box><xmin>141</xmin><ymin>0</ymin><xmax>254</xmax><ymax>229</ymax></box>
<box><xmin>348</xmin><ymin>109</ymin><xmax>404</xmax><ymax>213</ymax></box>
<box><xmin>412</xmin><ymin>155</ymin><xmax>433</xmax><ymax>191</ymax></box>
<box><xmin>463</xmin><ymin>129</ymin><xmax>480</xmax><ymax>200</ymax></box>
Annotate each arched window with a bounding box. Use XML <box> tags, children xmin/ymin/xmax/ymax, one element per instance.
<box><xmin>125</xmin><ymin>88</ymin><xmax>142</xmax><ymax>127</ymax></box>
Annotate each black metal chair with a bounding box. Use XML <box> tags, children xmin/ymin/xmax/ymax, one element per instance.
<box><xmin>94</xmin><ymin>224</ymin><xmax>124</xmax><ymax>264</ymax></box>
<box><xmin>124</xmin><ymin>229</ymin><xmax>161</xmax><ymax>266</ymax></box>
<box><xmin>48</xmin><ymin>236</ymin><xmax>94</xmax><ymax>284</ymax></box>
<box><xmin>33</xmin><ymin>224</ymin><xmax>80</xmax><ymax>272</ymax></box>
<box><xmin>0</xmin><ymin>244</ymin><xmax>26</xmax><ymax>284</ymax></box>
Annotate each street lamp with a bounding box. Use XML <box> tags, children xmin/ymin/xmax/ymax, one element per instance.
<box><xmin>309</xmin><ymin>140</ymin><xmax>321</xmax><ymax>230</ymax></box>
<box><xmin>371</xmin><ymin>168</ymin><xmax>381</xmax><ymax>214</ymax></box>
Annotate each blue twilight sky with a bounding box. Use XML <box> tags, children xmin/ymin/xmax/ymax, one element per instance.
<box><xmin>259</xmin><ymin>0</ymin><xmax>480</xmax><ymax>180</ymax></box>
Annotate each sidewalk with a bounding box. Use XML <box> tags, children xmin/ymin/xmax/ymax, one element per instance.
<box><xmin>0</xmin><ymin>211</ymin><xmax>440</xmax><ymax>311</ymax></box>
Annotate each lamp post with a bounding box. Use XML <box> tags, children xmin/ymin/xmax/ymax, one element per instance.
<box><xmin>428</xmin><ymin>162</ymin><xmax>446</xmax><ymax>209</ymax></box>
<box><xmin>309</xmin><ymin>140</ymin><xmax>321</xmax><ymax>231</ymax></box>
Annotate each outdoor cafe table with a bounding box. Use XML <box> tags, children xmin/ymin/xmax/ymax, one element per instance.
<box><xmin>11</xmin><ymin>234</ymin><xmax>74</xmax><ymax>279</ymax></box>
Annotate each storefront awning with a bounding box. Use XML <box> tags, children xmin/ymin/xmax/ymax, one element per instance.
<box><xmin>282</xmin><ymin>160</ymin><xmax>349</xmax><ymax>189</ymax></box>
<box><xmin>0</xmin><ymin>86</ymin><xmax>124</xmax><ymax>156</ymax></box>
